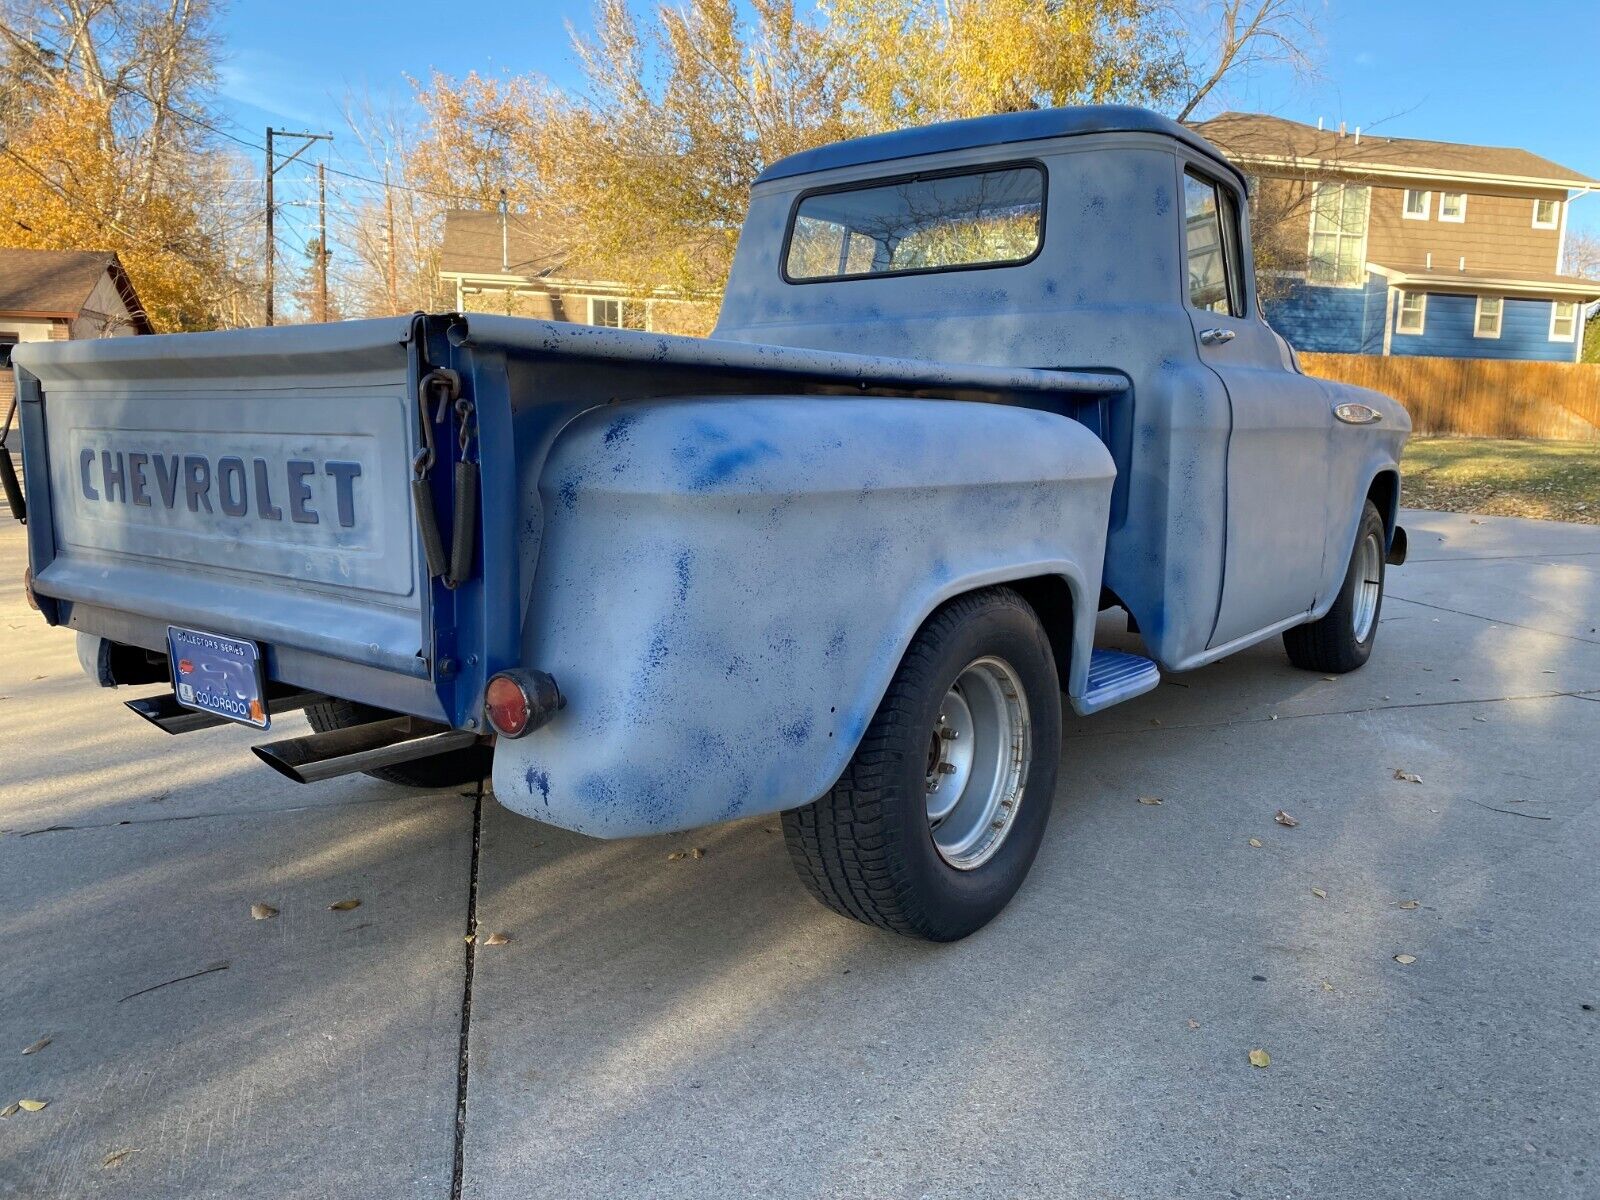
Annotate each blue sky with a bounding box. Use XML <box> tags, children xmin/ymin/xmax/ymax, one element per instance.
<box><xmin>214</xmin><ymin>0</ymin><xmax>1600</xmax><ymax>253</ymax></box>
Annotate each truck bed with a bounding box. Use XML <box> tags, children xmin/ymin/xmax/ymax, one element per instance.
<box><xmin>13</xmin><ymin>313</ymin><xmax>1127</xmax><ymax>731</ymax></box>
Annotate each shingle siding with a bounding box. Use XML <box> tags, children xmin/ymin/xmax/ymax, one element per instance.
<box><xmin>1264</xmin><ymin>274</ymin><xmax>1388</xmax><ymax>354</ymax></box>
<box><xmin>1390</xmin><ymin>293</ymin><xmax>1575</xmax><ymax>361</ymax></box>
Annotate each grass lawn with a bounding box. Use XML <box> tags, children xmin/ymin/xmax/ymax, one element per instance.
<box><xmin>1402</xmin><ymin>437</ymin><xmax>1600</xmax><ymax>525</ymax></box>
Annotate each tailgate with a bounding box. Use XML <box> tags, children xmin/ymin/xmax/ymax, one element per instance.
<box><xmin>13</xmin><ymin>318</ymin><xmax>441</xmax><ymax>714</ymax></box>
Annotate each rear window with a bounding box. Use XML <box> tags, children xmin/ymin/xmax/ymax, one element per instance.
<box><xmin>783</xmin><ymin>163</ymin><xmax>1045</xmax><ymax>283</ymax></box>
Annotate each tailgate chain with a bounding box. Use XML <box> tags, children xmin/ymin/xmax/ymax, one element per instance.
<box><xmin>411</xmin><ymin>368</ymin><xmax>477</xmax><ymax>590</ymax></box>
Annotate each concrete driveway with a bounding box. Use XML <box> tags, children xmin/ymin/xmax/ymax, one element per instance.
<box><xmin>2</xmin><ymin>510</ymin><xmax>1597</xmax><ymax>1199</ymax></box>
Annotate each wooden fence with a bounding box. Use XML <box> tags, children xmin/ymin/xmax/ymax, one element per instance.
<box><xmin>1300</xmin><ymin>353</ymin><xmax>1600</xmax><ymax>441</ymax></box>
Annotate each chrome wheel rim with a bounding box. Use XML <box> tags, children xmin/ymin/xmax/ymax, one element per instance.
<box><xmin>1352</xmin><ymin>530</ymin><xmax>1383</xmax><ymax>643</ymax></box>
<box><xmin>924</xmin><ymin>656</ymin><xmax>1031</xmax><ymax>871</ymax></box>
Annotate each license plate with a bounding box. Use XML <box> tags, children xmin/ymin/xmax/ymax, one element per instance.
<box><xmin>168</xmin><ymin>626</ymin><xmax>269</xmax><ymax>729</ymax></box>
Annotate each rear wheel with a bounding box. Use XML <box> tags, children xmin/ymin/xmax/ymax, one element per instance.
<box><xmin>782</xmin><ymin>586</ymin><xmax>1061</xmax><ymax>942</ymax></box>
<box><xmin>1283</xmin><ymin>500</ymin><xmax>1386</xmax><ymax>674</ymax></box>
<box><xmin>303</xmin><ymin>699</ymin><xmax>491</xmax><ymax>788</ymax></box>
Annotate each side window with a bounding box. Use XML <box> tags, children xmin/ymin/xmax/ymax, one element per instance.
<box><xmin>0</xmin><ymin>332</ymin><xmax>18</xmax><ymax>370</ymax></box>
<box><xmin>1183</xmin><ymin>170</ymin><xmax>1244</xmax><ymax>317</ymax></box>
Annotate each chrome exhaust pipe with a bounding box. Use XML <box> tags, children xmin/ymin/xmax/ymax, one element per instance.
<box><xmin>252</xmin><ymin>716</ymin><xmax>481</xmax><ymax>784</ymax></box>
<box><xmin>126</xmin><ymin>687</ymin><xmax>328</xmax><ymax>735</ymax></box>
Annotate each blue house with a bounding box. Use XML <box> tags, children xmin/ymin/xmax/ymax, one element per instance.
<box><xmin>1194</xmin><ymin>113</ymin><xmax>1600</xmax><ymax>362</ymax></box>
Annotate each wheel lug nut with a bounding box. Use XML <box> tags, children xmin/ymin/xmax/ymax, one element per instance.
<box><xmin>940</xmin><ymin>728</ymin><xmax>959</xmax><ymax>740</ymax></box>
<box><xmin>937</xmin><ymin>762</ymin><xmax>956</xmax><ymax>775</ymax></box>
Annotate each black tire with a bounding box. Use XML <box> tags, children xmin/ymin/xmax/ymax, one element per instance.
<box><xmin>303</xmin><ymin>698</ymin><xmax>491</xmax><ymax>789</ymax></box>
<box><xmin>1283</xmin><ymin>500</ymin><xmax>1386</xmax><ymax>674</ymax></box>
<box><xmin>782</xmin><ymin>586</ymin><xmax>1061</xmax><ymax>942</ymax></box>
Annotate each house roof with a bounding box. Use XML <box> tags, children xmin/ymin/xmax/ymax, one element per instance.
<box><xmin>756</xmin><ymin>105</ymin><xmax>1242</xmax><ymax>186</ymax></box>
<box><xmin>1192</xmin><ymin>113</ymin><xmax>1598</xmax><ymax>190</ymax></box>
<box><xmin>0</xmin><ymin>248</ymin><xmax>152</xmax><ymax>332</ymax></box>
<box><xmin>439</xmin><ymin>210</ymin><xmax>578</xmax><ymax>280</ymax></box>
<box><xmin>1367</xmin><ymin>260</ymin><xmax>1600</xmax><ymax>299</ymax></box>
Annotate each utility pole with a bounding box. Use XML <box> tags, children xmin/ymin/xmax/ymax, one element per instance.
<box><xmin>264</xmin><ymin>127</ymin><xmax>332</xmax><ymax>326</ymax></box>
<box><xmin>316</xmin><ymin>162</ymin><xmax>329</xmax><ymax>323</ymax></box>
<box><xmin>384</xmin><ymin>163</ymin><xmax>398</xmax><ymax>314</ymax></box>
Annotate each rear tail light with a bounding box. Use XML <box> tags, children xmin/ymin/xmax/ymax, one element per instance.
<box><xmin>483</xmin><ymin>670</ymin><xmax>564</xmax><ymax>738</ymax></box>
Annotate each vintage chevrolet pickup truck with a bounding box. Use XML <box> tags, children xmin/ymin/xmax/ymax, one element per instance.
<box><xmin>8</xmin><ymin>106</ymin><xmax>1410</xmax><ymax>940</ymax></box>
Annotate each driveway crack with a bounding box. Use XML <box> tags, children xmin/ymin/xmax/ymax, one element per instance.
<box><xmin>451</xmin><ymin>779</ymin><xmax>484</xmax><ymax>1200</ymax></box>
<box><xmin>1386</xmin><ymin>594</ymin><xmax>1600</xmax><ymax>645</ymax></box>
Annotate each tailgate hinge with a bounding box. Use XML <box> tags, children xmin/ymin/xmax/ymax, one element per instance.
<box><xmin>410</xmin><ymin>368</ymin><xmax>479</xmax><ymax>589</ymax></box>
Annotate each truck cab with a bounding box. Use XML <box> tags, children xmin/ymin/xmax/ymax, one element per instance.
<box><xmin>9</xmin><ymin>106</ymin><xmax>1409</xmax><ymax>941</ymax></box>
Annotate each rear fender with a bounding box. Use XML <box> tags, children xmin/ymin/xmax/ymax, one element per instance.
<box><xmin>491</xmin><ymin>395</ymin><xmax>1114</xmax><ymax>837</ymax></box>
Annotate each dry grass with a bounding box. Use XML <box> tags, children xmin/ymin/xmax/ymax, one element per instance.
<box><xmin>1402</xmin><ymin>437</ymin><xmax>1600</xmax><ymax>524</ymax></box>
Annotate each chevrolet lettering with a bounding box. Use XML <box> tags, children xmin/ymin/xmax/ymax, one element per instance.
<box><xmin>78</xmin><ymin>449</ymin><xmax>363</xmax><ymax>528</ymax></box>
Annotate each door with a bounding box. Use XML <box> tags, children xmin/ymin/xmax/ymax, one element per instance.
<box><xmin>1179</xmin><ymin>165</ymin><xmax>1332</xmax><ymax>649</ymax></box>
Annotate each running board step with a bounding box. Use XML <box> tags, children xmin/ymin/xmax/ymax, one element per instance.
<box><xmin>252</xmin><ymin>717</ymin><xmax>481</xmax><ymax>785</ymax></box>
<box><xmin>1077</xmin><ymin>649</ymin><xmax>1161</xmax><ymax>715</ymax></box>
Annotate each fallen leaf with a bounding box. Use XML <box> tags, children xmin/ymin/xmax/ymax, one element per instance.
<box><xmin>103</xmin><ymin>1148</ymin><xmax>139</xmax><ymax>1168</ymax></box>
<box><xmin>0</xmin><ymin>1102</ymin><xmax>18</xmax><ymax>1119</ymax></box>
<box><xmin>1398</xmin><ymin>900</ymin><xmax>1419</xmax><ymax>910</ymax></box>
<box><xmin>1247</xmin><ymin>1049</ymin><xmax>1270</xmax><ymax>1068</ymax></box>
<box><xmin>1137</xmin><ymin>796</ymin><xmax>1163</xmax><ymax>806</ymax></box>
<box><xmin>1321</xmin><ymin>980</ymin><xmax>1335</xmax><ymax>992</ymax></box>
<box><xmin>18</xmin><ymin>1099</ymin><xmax>47</xmax><ymax>1112</ymax></box>
<box><xmin>1310</xmin><ymin>887</ymin><xmax>1327</xmax><ymax>899</ymax></box>
<box><xmin>1247</xmin><ymin>837</ymin><xmax>1263</xmax><ymax>848</ymax></box>
<box><xmin>1393</xmin><ymin>769</ymin><xmax>1422</xmax><ymax>784</ymax></box>
<box><xmin>328</xmin><ymin>899</ymin><xmax>361</xmax><ymax>911</ymax></box>
<box><xmin>250</xmin><ymin>903</ymin><xmax>278</xmax><ymax>921</ymax></box>
<box><xmin>667</xmin><ymin>850</ymin><xmax>688</xmax><ymax>861</ymax></box>
<box><xmin>20</xmin><ymin>1037</ymin><xmax>50</xmax><ymax>1056</ymax></box>
<box><xmin>1394</xmin><ymin>954</ymin><xmax>1417</xmax><ymax>965</ymax></box>
<box><xmin>1472</xmin><ymin>716</ymin><xmax>1488</xmax><ymax>723</ymax></box>
<box><xmin>483</xmin><ymin>931</ymin><xmax>510</xmax><ymax>946</ymax></box>
<box><xmin>1321</xmin><ymin>676</ymin><xmax>1336</xmax><ymax>682</ymax></box>
<box><xmin>690</xmin><ymin>847</ymin><xmax>705</xmax><ymax>859</ymax></box>
<box><xmin>1274</xmin><ymin>810</ymin><xmax>1299</xmax><ymax>828</ymax></box>
<box><xmin>463</xmin><ymin>935</ymin><xmax>475</xmax><ymax>944</ymax></box>
<box><xmin>1186</xmin><ymin>1019</ymin><xmax>1200</xmax><ymax>1031</ymax></box>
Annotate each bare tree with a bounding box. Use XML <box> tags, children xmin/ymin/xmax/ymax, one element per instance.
<box><xmin>1175</xmin><ymin>0</ymin><xmax>1317</xmax><ymax>122</ymax></box>
<box><xmin>1565</xmin><ymin>231</ymin><xmax>1600</xmax><ymax>280</ymax></box>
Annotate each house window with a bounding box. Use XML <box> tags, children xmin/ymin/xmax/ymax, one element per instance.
<box><xmin>587</xmin><ymin>297</ymin><xmax>647</xmax><ymax>330</ymax></box>
<box><xmin>0</xmin><ymin>332</ymin><xmax>18</xmax><ymax>369</ymax></box>
<box><xmin>1308</xmin><ymin>182</ymin><xmax>1370</xmax><ymax>286</ymax></box>
<box><xmin>1396</xmin><ymin>291</ymin><xmax>1427</xmax><ymax>335</ymax></box>
<box><xmin>1403</xmin><ymin>189</ymin><xmax>1430</xmax><ymax>220</ymax></box>
<box><xmin>1550</xmin><ymin>300</ymin><xmax>1578</xmax><ymax>342</ymax></box>
<box><xmin>1438</xmin><ymin>192</ymin><xmax>1467</xmax><ymax>223</ymax></box>
<box><xmin>1474</xmin><ymin>296</ymin><xmax>1503</xmax><ymax>339</ymax></box>
<box><xmin>1183</xmin><ymin>170</ymin><xmax>1245</xmax><ymax>317</ymax></box>
<box><xmin>1532</xmin><ymin>198</ymin><xmax>1561</xmax><ymax>229</ymax></box>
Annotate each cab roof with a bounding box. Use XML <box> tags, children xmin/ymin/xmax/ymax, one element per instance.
<box><xmin>755</xmin><ymin>105</ymin><xmax>1239</xmax><ymax>187</ymax></box>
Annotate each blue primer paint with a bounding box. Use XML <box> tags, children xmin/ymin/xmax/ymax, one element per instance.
<box><xmin>557</xmin><ymin>476</ymin><xmax>582</xmax><ymax>511</ymax></box>
<box><xmin>524</xmin><ymin>767</ymin><xmax>551</xmax><ymax>805</ymax></box>
<box><xmin>779</xmin><ymin>715</ymin><xmax>812</xmax><ymax>745</ymax></box>
<box><xmin>689</xmin><ymin>439</ymin><xmax>782</xmax><ymax>490</ymax></box>
<box><xmin>603</xmin><ymin>413</ymin><xmax>637</xmax><ymax>446</ymax></box>
<box><xmin>1152</xmin><ymin>185</ymin><xmax>1170</xmax><ymax>216</ymax></box>
<box><xmin>673</xmin><ymin>548</ymin><xmax>694</xmax><ymax>603</ymax></box>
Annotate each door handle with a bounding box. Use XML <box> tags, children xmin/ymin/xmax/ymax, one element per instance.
<box><xmin>1199</xmin><ymin>328</ymin><xmax>1236</xmax><ymax>345</ymax></box>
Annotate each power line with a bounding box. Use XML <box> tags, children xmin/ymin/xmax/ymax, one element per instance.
<box><xmin>11</xmin><ymin>25</ymin><xmax>486</xmax><ymax>203</ymax></box>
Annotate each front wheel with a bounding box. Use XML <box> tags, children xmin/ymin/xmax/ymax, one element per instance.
<box><xmin>782</xmin><ymin>586</ymin><xmax>1061</xmax><ymax>942</ymax></box>
<box><xmin>1283</xmin><ymin>500</ymin><xmax>1386</xmax><ymax>674</ymax></box>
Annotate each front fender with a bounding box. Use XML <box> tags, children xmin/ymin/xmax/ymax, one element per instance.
<box><xmin>1311</xmin><ymin>379</ymin><xmax>1411</xmax><ymax>617</ymax></box>
<box><xmin>491</xmin><ymin>395</ymin><xmax>1114</xmax><ymax>837</ymax></box>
